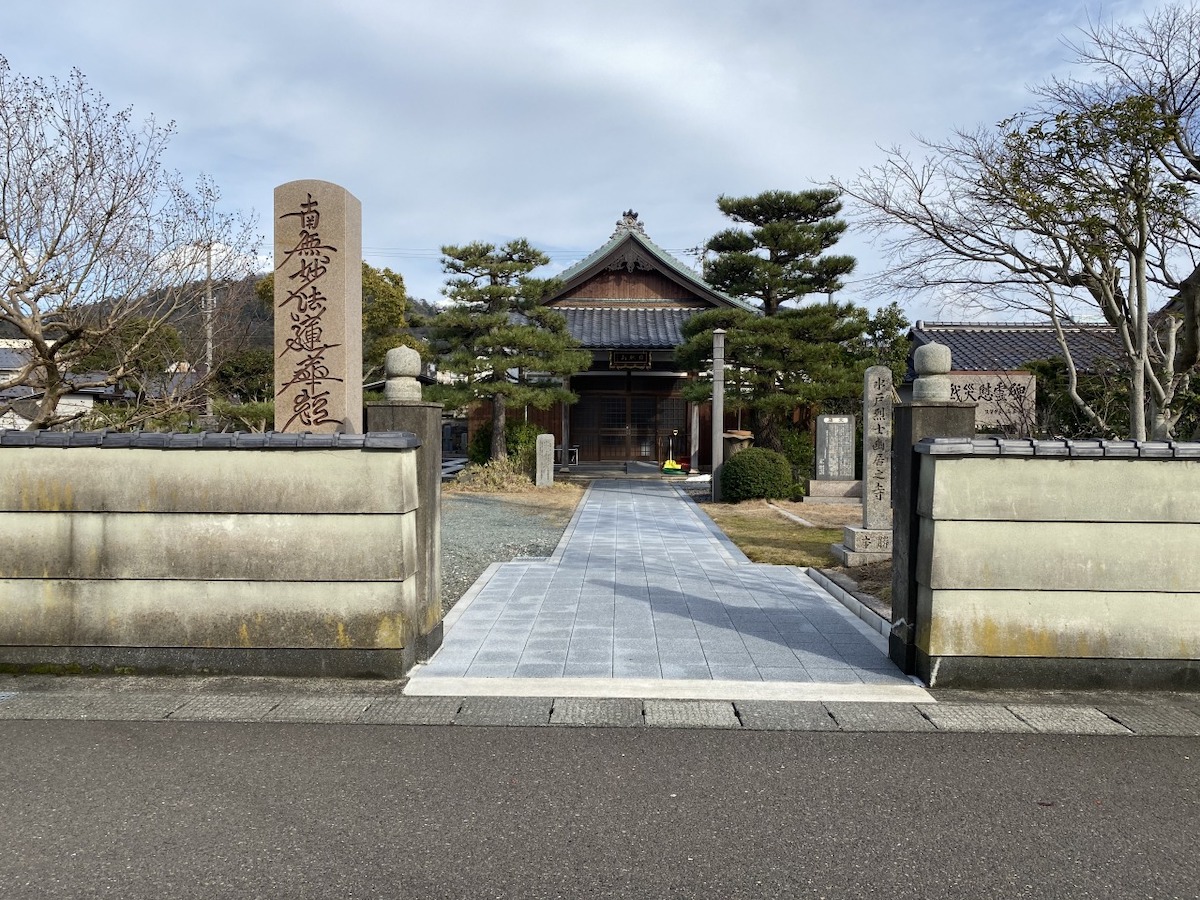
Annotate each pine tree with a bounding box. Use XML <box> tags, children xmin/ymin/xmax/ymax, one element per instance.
<box><xmin>703</xmin><ymin>189</ymin><xmax>856</xmax><ymax>316</ymax></box>
<box><xmin>430</xmin><ymin>239</ymin><xmax>591</xmax><ymax>462</ymax></box>
<box><xmin>676</xmin><ymin>302</ymin><xmax>908</xmax><ymax>451</ymax></box>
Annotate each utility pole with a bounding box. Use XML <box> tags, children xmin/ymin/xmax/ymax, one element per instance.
<box><xmin>203</xmin><ymin>243</ymin><xmax>214</xmax><ymax>423</ymax></box>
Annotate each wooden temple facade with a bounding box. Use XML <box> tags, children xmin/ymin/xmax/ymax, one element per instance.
<box><xmin>471</xmin><ymin>211</ymin><xmax>752</xmax><ymax>469</ymax></box>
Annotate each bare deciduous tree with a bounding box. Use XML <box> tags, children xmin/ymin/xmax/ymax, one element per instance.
<box><xmin>0</xmin><ymin>56</ymin><xmax>258</xmax><ymax>430</ymax></box>
<box><xmin>837</xmin><ymin>5</ymin><xmax>1200</xmax><ymax>439</ymax></box>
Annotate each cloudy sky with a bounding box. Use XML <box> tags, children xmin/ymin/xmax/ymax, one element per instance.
<box><xmin>4</xmin><ymin>0</ymin><xmax>1154</xmax><ymax>318</ymax></box>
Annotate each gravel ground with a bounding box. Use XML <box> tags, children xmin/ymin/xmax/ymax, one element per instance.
<box><xmin>440</xmin><ymin>492</ymin><xmax>580</xmax><ymax>613</ymax></box>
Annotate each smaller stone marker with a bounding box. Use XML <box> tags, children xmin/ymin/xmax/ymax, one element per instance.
<box><xmin>808</xmin><ymin>415</ymin><xmax>861</xmax><ymax>502</ymax></box>
<box><xmin>832</xmin><ymin>367</ymin><xmax>894</xmax><ymax>566</ymax></box>
<box><xmin>535</xmin><ymin>433</ymin><xmax>555</xmax><ymax>488</ymax></box>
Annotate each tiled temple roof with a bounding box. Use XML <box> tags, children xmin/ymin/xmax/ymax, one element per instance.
<box><xmin>557</xmin><ymin>307</ymin><xmax>703</xmax><ymax>349</ymax></box>
<box><xmin>908</xmin><ymin>321</ymin><xmax>1120</xmax><ymax>376</ymax></box>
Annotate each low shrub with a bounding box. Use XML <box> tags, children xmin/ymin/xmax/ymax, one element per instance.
<box><xmin>451</xmin><ymin>458</ymin><xmax>537</xmax><ymax>492</ymax></box>
<box><xmin>468</xmin><ymin>420</ymin><xmax>543</xmax><ymax>476</ymax></box>
<box><xmin>720</xmin><ymin>447</ymin><xmax>793</xmax><ymax>503</ymax></box>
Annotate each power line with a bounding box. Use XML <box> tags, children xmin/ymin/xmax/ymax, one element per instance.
<box><xmin>362</xmin><ymin>247</ymin><xmax>703</xmax><ymax>262</ymax></box>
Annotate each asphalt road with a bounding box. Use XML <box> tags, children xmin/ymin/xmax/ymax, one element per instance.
<box><xmin>2</xmin><ymin>722</ymin><xmax>1197</xmax><ymax>899</ymax></box>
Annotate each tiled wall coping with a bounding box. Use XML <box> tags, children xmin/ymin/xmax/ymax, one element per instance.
<box><xmin>916</xmin><ymin>436</ymin><xmax>1200</xmax><ymax>459</ymax></box>
<box><xmin>0</xmin><ymin>430</ymin><xmax>420</xmax><ymax>451</ymax></box>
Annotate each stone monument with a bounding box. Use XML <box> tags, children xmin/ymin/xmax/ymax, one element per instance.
<box><xmin>807</xmin><ymin>414</ymin><xmax>861</xmax><ymax>502</ymax></box>
<box><xmin>832</xmin><ymin>366</ymin><xmax>894</xmax><ymax>565</ymax></box>
<box><xmin>274</xmin><ymin>179</ymin><xmax>363</xmax><ymax>434</ymax></box>
<box><xmin>535</xmin><ymin>433</ymin><xmax>555</xmax><ymax>488</ymax></box>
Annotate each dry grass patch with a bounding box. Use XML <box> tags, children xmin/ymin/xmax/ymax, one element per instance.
<box><xmin>769</xmin><ymin>499</ymin><xmax>861</xmax><ymax>529</ymax></box>
<box><xmin>699</xmin><ymin>500</ymin><xmax>842</xmax><ymax>568</ymax></box>
<box><xmin>833</xmin><ymin>559</ymin><xmax>892</xmax><ymax>603</ymax></box>
<box><xmin>482</xmin><ymin>484</ymin><xmax>585</xmax><ymax>520</ymax></box>
<box><xmin>444</xmin><ymin>473</ymin><xmax>584</xmax><ymax>522</ymax></box>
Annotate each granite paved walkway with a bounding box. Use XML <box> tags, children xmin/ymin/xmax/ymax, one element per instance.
<box><xmin>406</xmin><ymin>480</ymin><xmax>931</xmax><ymax>702</ymax></box>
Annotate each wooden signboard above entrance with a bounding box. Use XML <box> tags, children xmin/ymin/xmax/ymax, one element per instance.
<box><xmin>610</xmin><ymin>350</ymin><xmax>651</xmax><ymax>370</ymax></box>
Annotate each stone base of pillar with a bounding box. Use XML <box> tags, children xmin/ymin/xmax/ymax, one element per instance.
<box><xmin>831</xmin><ymin>525</ymin><xmax>893</xmax><ymax>567</ymax></box>
<box><xmin>831</xmin><ymin>543</ymin><xmax>893</xmax><ymax>567</ymax></box>
<box><xmin>806</xmin><ymin>479</ymin><xmax>862</xmax><ymax>499</ymax></box>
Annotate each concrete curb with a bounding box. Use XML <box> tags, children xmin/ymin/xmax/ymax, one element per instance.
<box><xmin>807</xmin><ymin>567</ymin><xmax>890</xmax><ymax>638</ymax></box>
<box><xmin>2</xmin><ymin>691</ymin><xmax>1198</xmax><ymax>735</ymax></box>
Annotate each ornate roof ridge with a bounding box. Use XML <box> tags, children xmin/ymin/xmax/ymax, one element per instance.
<box><xmin>553</xmin><ymin>212</ymin><xmax>755</xmax><ymax>313</ymax></box>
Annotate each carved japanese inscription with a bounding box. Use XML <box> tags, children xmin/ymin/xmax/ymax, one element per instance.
<box><xmin>273</xmin><ymin>180</ymin><xmax>363</xmax><ymax>433</ymax></box>
<box><xmin>815</xmin><ymin>415</ymin><xmax>855</xmax><ymax>481</ymax></box>
<box><xmin>862</xmin><ymin>366</ymin><xmax>894</xmax><ymax>530</ymax></box>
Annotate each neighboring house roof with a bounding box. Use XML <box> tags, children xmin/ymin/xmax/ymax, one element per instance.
<box><xmin>557</xmin><ymin>307</ymin><xmax>706</xmax><ymax>349</ymax></box>
<box><xmin>907</xmin><ymin>321</ymin><xmax>1121</xmax><ymax>379</ymax></box>
<box><xmin>544</xmin><ymin>211</ymin><xmax>754</xmax><ymax>352</ymax></box>
<box><xmin>0</xmin><ymin>347</ymin><xmax>30</xmax><ymax>372</ymax></box>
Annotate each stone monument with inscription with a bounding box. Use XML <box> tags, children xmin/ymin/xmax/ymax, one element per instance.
<box><xmin>274</xmin><ymin>179</ymin><xmax>363</xmax><ymax>434</ymax></box>
<box><xmin>806</xmin><ymin>414</ymin><xmax>861</xmax><ymax>502</ymax></box>
<box><xmin>832</xmin><ymin>366</ymin><xmax>894</xmax><ymax>566</ymax></box>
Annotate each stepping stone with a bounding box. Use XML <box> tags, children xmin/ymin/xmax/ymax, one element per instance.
<box><xmin>735</xmin><ymin>701</ymin><xmax>837</xmax><ymax>731</ymax></box>
<box><xmin>643</xmin><ymin>700</ymin><xmax>739</xmax><ymax>728</ymax></box>
<box><xmin>1099</xmin><ymin>705</ymin><xmax>1200</xmax><ymax>736</ymax></box>
<box><xmin>1007</xmin><ymin>705</ymin><xmax>1131</xmax><ymax>735</ymax></box>
<box><xmin>454</xmin><ymin>697</ymin><xmax>553</xmax><ymax>727</ymax></box>
<box><xmin>824</xmin><ymin>702</ymin><xmax>934</xmax><ymax>732</ymax></box>
<box><xmin>359</xmin><ymin>697</ymin><xmax>462</xmax><ymax>725</ymax></box>
<box><xmin>920</xmin><ymin>703</ymin><xmax>1033</xmax><ymax>733</ymax></box>
<box><xmin>550</xmin><ymin>698</ymin><xmax>642</xmax><ymax>727</ymax></box>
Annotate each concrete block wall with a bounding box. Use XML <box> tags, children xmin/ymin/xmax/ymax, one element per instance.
<box><xmin>912</xmin><ymin>437</ymin><xmax>1200</xmax><ymax>688</ymax></box>
<box><xmin>0</xmin><ymin>431</ymin><xmax>430</xmax><ymax>677</ymax></box>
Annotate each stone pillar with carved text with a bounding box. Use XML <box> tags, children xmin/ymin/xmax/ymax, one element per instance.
<box><xmin>832</xmin><ymin>366</ymin><xmax>894</xmax><ymax>566</ymax></box>
<box><xmin>274</xmin><ymin>179</ymin><xmax>363</xmax><ymax>434</ymax></box>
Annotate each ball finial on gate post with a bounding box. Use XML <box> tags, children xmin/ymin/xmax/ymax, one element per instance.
<box><xmin>911</xmin><ymin>343</ymin><xmax>952</xmax><ymax>402</ymax></box>
<box><xmin>384</xmin><ymin>346</ymin><xmax>423</xmax><ymax>402</ymax></box>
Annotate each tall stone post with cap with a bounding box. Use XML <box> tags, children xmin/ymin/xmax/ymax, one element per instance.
<box><xmin>890</xmin><ymin>343</ymin><xmax>976</xmax><ymax>674</ymax></box>
<box><xmin>365</xmin><ymin>346</ymin><xmax>444</xmax><ymax>659</ymax></box>
<box><xmin>711</xmin><ymin>328</ymin><xmax>726</xmax><ymax>501</ymax></box>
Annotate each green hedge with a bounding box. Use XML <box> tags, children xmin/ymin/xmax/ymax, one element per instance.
<box><xmin>720</xmin><ymin>447</ymin><xmax>794</xmax><ymax>503</ymax></box>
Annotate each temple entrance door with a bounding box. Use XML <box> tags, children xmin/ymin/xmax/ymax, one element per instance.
<box><xmin>572</xmin><ymin>389</ymin><xmax>689</xmax><ymax>463</ymax></box>
<box><xmin>629</xmin><ymin>395</ymin><xmax>657</xmax><ymax>460</ymax></box>
<box><xmin>597</xmin><ymin>394</ymin><xmax>628</xmax><ymax>461</ymax></box>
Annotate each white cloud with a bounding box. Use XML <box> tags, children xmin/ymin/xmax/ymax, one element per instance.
<box><xmin>2</xmin><ymin>0</ymin><xmax>1166</xmax><ymax>318</ymax></box>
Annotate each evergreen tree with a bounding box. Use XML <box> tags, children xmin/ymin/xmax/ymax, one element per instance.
<box><xmin>677</xmin><ymin>302</ymin><xmax>908</xmax><ymax>451</ymax></box>
<box><xmin>362</xmin><ymin>264</ymin><xmax>422</xmax><ymax>382</ymax></box>
<box><xmin>703</xmin><ymin>189</ymin><xmax>857</xmax><ymax>316</ymax></box>
<box><xmin>430</xmin><ymin>239</ymin><xmax>590</xmax><ymax>462</ymax></box>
